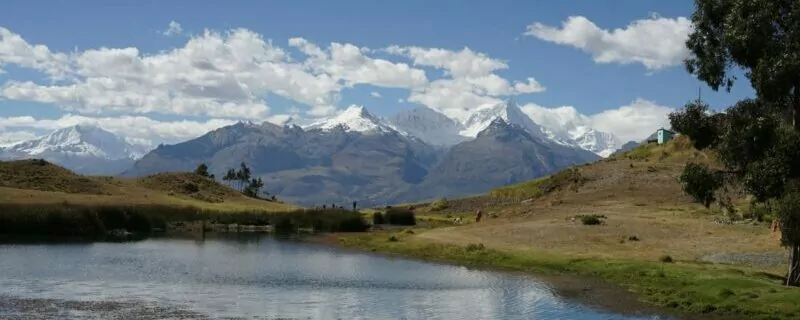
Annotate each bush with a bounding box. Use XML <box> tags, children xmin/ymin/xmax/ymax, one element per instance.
<box><xmin>659</xmin><ymin>255</ymin><xmax>674</xmax><ymax>263</ymax></box>
<box><xmin>430</xmin><ymin>198</ymin><xmax>450</xmax><ymax>211</ymax></box>
<box><xmin>578</xmin><ymin>214</ymin><xmax>606</xmax><ymax>225</ymax></box>
<box><xmin>0</xmin><ymin>204</ymin><xmax>372</xmax><ymax>239</ymax></box>
<box><xmin>465</xmin><ymin>243</ymin><xmax>485</xmax><ymax>252</ymax></box>
<box><xmin>385</xmin><ymin>208</ymin><xmax>416</xmax><ymax>226</ymax></box>
<box><xmin>372</xmin><ymin>212</ymin><xmax>385</xmax><ymax>225</ymax></box>
<box><xmin>679</xmin><ymin>162</ymin><xmax>722</xmax><ymax>208</ymax></box>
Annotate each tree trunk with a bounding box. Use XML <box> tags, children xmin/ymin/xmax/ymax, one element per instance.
<box><xmin>788</xmin><ymin>245</ymin><xmax>800</xmax><ymax>286</ymax></box>
<box><xmin>790</xmin><ymin>90</ymin><xmax>800</xmax><ymax>287</ymax></box>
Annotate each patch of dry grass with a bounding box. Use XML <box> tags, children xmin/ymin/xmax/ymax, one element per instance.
<box><xmin>0</xmin><ymin>160</ymin><xmax>296</xmax><ymax>212</ymax></box>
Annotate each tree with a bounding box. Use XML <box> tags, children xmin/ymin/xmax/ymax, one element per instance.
<box><xmin>243</xmin><ymin>177</ymin><xmax>265</xmax><ymax>198</ymax></box>
<box><xmin>194</xmin><ymin>163</ymin><xmax>214</xmax><ymax>179</ymax></box>
<box><xmin>222</xmin><ymin>168</ymin><xmax>236</xmax><ymax>188</ymax></box>
<box><xmin>236</xmin><ymin>162</ymin><xmax>251</xmax><ymax>192</ymax></box>
<box><xmin>680</xmin><ymin>0</ymin><xmax>800</xmax><ymax>286</ymax></box>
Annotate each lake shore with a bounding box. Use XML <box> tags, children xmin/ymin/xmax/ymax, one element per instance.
<box><xmin>309</xmin><ymin>230</ymin><xmax>787</xmax><ymax>320</ymax></box>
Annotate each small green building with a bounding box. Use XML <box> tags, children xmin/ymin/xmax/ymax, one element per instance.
<box><xmin>656</xmin><ymin>127</ymin><xmax>675</xmax><ymax>145</ymax></box>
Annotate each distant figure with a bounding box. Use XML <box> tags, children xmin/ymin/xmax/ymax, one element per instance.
<box><xmin>322</xmin><ymin>204</ymin><xmax>327</xmax><ymax>209</ymax></box>
<box><xmin>475</xmin><ymin>210</ymin><xmax>483</xmax><ymax>223</ymax></box>
<box><xmin>353</xmin><ymin>201</ymin><xmax>358</xmax><ymax>211</ymax></box>
<box><xmin>332</xmin><ymin>202</ymin><xmax>336</xmax><ymax>209</ymax></box>
<box><xmin>773</xmin><ymin>219</ymin><xmax>781</xmax><ymax>233</ymax></box>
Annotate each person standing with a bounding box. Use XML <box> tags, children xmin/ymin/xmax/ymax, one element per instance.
<box><xmin>475</xmin><ymin>210</ymin><xmax>483</xmax><ymax>223</ymax></box>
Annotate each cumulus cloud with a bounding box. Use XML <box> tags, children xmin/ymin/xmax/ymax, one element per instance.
<box><xmin>162</xmin><ymin>21</ymin><xmax>183</xmax><ymax>36</ymax></box>
<box><xmin>521</xmin><ymin>98</ymin><xmax>674</xmax><ymax>142</ymax></box>
<box><xmin>0</xmin><ymin>114</ymin><xmax>253</xmax><ymax>147</ymax></box>
<box><xmin>0</xmin><ymin>24</ymin><xmax>548</xmax><ymax>145</ymax></box>
<box><xmin>524</xmin><ymin>14</ymin><xmax>692</xmax><ymax>70</ymax></box>
<box><xmin>370</xmin><ymin>91</ymin><xmax>381</xmax><ymax>98</ymax></box>
<box><xmin>385</xmin><ymin>46</ymin><xmax>545</xmax><ymax>120</ymax></box>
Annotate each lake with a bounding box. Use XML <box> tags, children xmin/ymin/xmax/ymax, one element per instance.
<box><xmin>0</xmin><ymin>235</ymin><xmax>668</xmax><ymax>320</ymax></box>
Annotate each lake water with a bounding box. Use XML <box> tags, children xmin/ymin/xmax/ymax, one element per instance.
<box><xmin>0</xmin><ymin>235</ymin><xmax>668</xmax><ymax>320</ymax></box>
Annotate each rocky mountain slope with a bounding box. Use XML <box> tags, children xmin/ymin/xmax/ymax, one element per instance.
<box><xmin>122</xmin><ymin>103</ymin><xmax>601</xmax><ymax>206</ymax></box>
<box><xmin>0</xmin><ymin>125</ymin><xmax>149</xmax><ymax>175</ymax></box>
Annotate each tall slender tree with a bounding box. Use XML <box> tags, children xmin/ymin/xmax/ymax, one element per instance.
<box><xmin>677</xmin><ymin>0</ymin><xmax>800</xmax><ymax>286</ymax></box>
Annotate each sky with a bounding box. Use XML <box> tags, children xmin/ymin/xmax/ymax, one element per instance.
<box><xmin>0</xmin><ymin>0</ymin><xmax>755</xmax><ymax>147</ymax></box>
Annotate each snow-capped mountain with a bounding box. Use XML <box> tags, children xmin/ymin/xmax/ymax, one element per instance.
<box><xmin>300</xmin><ymin>100</ymin><xmax>619</xmax><ymax>157</ymax></box>
<box><xmin>521</xmin><ymin>104</ymin><xmax>621</xmax><ymax>157</ymax></box>
<box><xmin>0</xmin><ymin>125</ymin><xmax>150</xmax><ymax>175</ymax></box>
<box><xmin>304</xmin><ymin>105</ymin><xmax>401</xmax><ymax>135</ymax></box>
<box><xmin>388</xmin><ymin>106</ymin><xmax>467</xmax><ymax>146</ymax></box>
<box><xmin>459</xmin><ymin>100</ymin><xmax>573</xmax><ymax>146</ymax></box>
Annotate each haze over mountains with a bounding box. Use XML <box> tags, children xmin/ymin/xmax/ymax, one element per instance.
<box><xmin>1</xmin><ymin>100</ymin><xmax>638</xmax><ymax>205</ymax></box>
<box><xmin>0</xmin><ymin>125</ymin><xmax>148</xmax><ymax>175</ymax></box>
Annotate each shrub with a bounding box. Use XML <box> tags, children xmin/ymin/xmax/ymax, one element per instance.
<box><xmin>388</xmin><ymin>235</ymin><xmax>398</xmax><ymax>242</ymax></box>
<box><xmin>578</xmin><ymin>214</ymin><xmax>606</xmax><ymax>225</ymax></box>
<box><xmin>372</xmin><ymin>212</ymin><xmax>385</xmax><ymax>225</ymax></box>
<box><xmin>659</xmin><ymin>255</ymin><xmax>674</xmax><ymax>263</ymax></box>
<box><xmin>679</xmin><ymin>162</ymin><xmax>722</xmax><ymax>208</ymax></box>
<box><xmin>430</xmin><ymin>198</ymin><xmax>450</xmax><ymax>211</ymax></box>
<box><xmin>384</xmin><ymin>208</ymin><xmax>416</xmax><ymax>226</ymax></box>
<box><xmin>465</xmin><ymin>243</ymin><xmax>486</xmax><ymax>252</ymax></box>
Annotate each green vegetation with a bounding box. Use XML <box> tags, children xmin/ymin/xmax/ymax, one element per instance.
<box><xmin>0</xmin><ymin>203</ymin><xmax>369</xmax><ymax>240</ymax></box>
<box><xmin>576</xmin><ymin>214</ymin><xmax>606</xmax><ymax>226</ymax></box>
<box><xmin>489</xmin><ymin>168</ymin><xmax>587</xmax><ymax>200</ymax></box>
<box><xmin>221</xmin><ymin>162</ymin><xmax>268</xmax><ymax>199</ymax></box>
<box><xmin>430</xmin><ymin>198</ymin><xmax>450</xmax><ymax>211</ymax></box>
<box><xmin>676</xmin><ymin>0</ymin><xmax>800</xmax><ymax>286</ymax></box>
<box><xmin>383</xmin><ymin>208</ymin><xmax>416</xmax><ymax>226</ymax></box>
<box><xmin>339</xmin><ymin>232</ymin><xmax>800</xmax><ymax>319</ymax></box>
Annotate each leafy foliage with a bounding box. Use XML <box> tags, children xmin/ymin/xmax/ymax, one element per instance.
<box><xmin>194</xmin><ymin>163</ymin><xmax>214</xmax><ymax>179</ymax></box>
<box><xmin>384</xmin><ymin>208</ymin><xmax>417</xmax><ymax>226</ymax></box>
<box><xmin>681</xmin><ymin>0</ymin><xmax>800</xmax><ymax>285</ymax></box>
<box><xmin>679</xmin><ymin>163</ymin><xmax>722</xmax><ymax>208</ymax></box>
<box><xmin>430</xmin><ymin>198</ymin><xmax>450</xmax><ymax>211</ymax></box>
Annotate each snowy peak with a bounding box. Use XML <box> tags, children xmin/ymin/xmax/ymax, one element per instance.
<box><xmin>388</xmin><ymin>106</ymin><xmax>466</xmax><ymax>146</ymax></box>
<box><xmin>522</xmin><ymin>104</ymin><xmax>621</xmax><ymax>157</ymax></box>
<box><xmin>571</xmin><ymin>128</ymin><xmax>619</xmax><ymax>158</ymax></box>
<box><xmin>305</xmin><ymin>105</ymin><xmax>398</xmax><ymax>134</ymax></box>
<box><xmin>5</xmin><ymin>125</ymin><xmax>147</xmax><ymax>160</ymax></box>
<box><xmin>460</xmin><ymin>100</ymin><xmax>563</xmax><ymax>144</ymax></box>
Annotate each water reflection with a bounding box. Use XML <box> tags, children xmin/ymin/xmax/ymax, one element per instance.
<box><xmin>0</xmin><ymin>234</ymin><xmax>666</xmax><ymax>320</ymax></box>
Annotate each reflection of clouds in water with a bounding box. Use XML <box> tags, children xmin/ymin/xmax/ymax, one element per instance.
<box><xmin>0</xmin><ymin>237</ymin><xmax>666</xmax><ymax>320</ymax></box>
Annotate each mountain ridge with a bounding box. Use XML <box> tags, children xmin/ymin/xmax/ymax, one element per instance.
<box><xmin>0</xmin><ymin>125</ymin><xmax>150</xmax><ymax>175</ymax></box>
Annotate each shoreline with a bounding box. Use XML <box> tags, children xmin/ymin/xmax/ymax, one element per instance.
<box><xmin>308</xmin><ymin>232</ymin><xmax>773</xmax><ymax>320</ymax></box>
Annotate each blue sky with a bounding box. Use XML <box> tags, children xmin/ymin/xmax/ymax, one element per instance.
<box><xmin>0</xmin><ymin>0</ymin><xmax>754</xmax><ymax>146</ymax></box>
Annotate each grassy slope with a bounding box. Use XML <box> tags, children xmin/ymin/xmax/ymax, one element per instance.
<box><xmin>0</xmin><ymin>159</ymin><xmax>296</xmax><ymax>212</ymax></box>
<box><xmin>351</xmin><ymin>136</ymin><xmax>797</xmax><ymax>319</ymax></box>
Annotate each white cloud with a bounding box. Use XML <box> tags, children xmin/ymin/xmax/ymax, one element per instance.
<box><xmin>386</xmin><ymin>45</ymin><xmax>546</xmax><ymax>120</ymax></box>
<box><xmin>0</xmin><ymin>114</ymin><xmax>285</xmax><ymax>147</ymax></box>
<box><xmin>521</xmin><ymin>98</ymin><xmax>674</xmax><ymax>142</ymax></box>
<box><xmin>162</xmin><ymin>21</ymin><xmax>183</xmax><ymax>37</ymax></box>
<box><xmin>524</xmin><ymin>14</ymin><xmax>691</xmax><ymax>70</ymax></box>
<box><xmin>0</xmin><ymin>130</ymin><xmax>37</xmax><ymax>147</ymax></box>
<box><xmin>370</xmin><ymin>91</ymin><xmax>381</xmax><ymax>98</ymax></box>
<box><xmin>386</xmin><ymin>46</ymin><xmax>508</xmax><ymax>78</ymax></box>
<box><xmin>0</xmin><ymin>27</ymin><xmax>72</xmax><ymax>79</ymax></box>
<box><xmin>0</xmin><ymin>25</ymin><xmax>549</xmax><ymax>145</ymax></box>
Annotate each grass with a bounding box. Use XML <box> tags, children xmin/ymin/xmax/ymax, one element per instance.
<box><xmin>0</xmin><ymin>159</ymin><xmax>295</xmax><ymax>212</ymax></box>
<box><xmin>333</xmin><ymin>136</ymin><xmax>795</xmax><ymax>319</ymax></box>
<box><xmin>0</xmin><ymin>203</ymin><xmax>370</xmax><ymax>239</ymax></box>
<box><xmin>339</xmin><ymin>231</ymin><xmax>799</xmax><ymax>319</ymax></box>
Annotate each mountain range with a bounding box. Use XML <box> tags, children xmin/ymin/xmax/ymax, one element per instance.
<box><xmin>1</xmin><ymin>101</ymin><xmax>633</xmax><ymax>205</ymax></box>
<box><xmin>0</xmin><ymin>125</ymin><xmax>148</xmax><ymax>175</ymax></box>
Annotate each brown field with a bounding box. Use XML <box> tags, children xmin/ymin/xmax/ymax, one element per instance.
<box><xmin>395</xmin><ymin>136</ymin><xmax>784</xmax><ymax>272</ymax></box>
<box><xmin>0</xmin><ymin>159</ymin><xmax>296</xmax><ymax>212</ymax></box>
